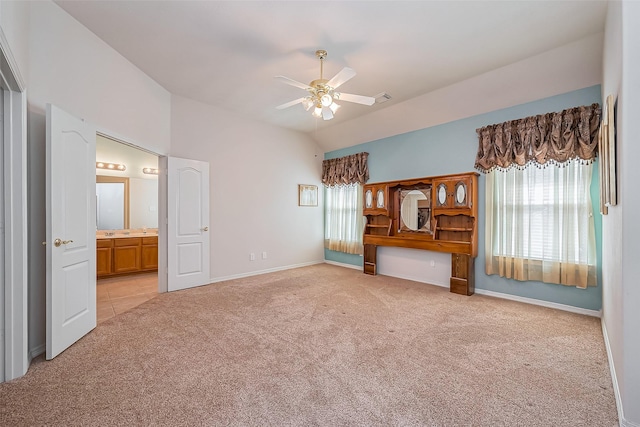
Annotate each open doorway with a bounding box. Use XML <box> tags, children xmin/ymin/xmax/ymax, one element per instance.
<box><xmin>94</xmin><ymin>134</ymin><xmax>160</xmax><ymax>323</ymax></box>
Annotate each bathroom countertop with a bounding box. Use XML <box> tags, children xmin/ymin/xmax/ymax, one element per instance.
<box><xmin>96</xmin><ymin>233</ymin><xmax>158</xmax><ymax>239</ymax></box>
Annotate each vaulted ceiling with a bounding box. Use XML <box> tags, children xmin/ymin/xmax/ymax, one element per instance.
<box><xmin>55</xmin><ymin>1</ymin><xmax>607</xmax><ymax>150</ymax></box>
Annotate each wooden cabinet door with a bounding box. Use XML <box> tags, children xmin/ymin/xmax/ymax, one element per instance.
<box><xmin>374</xmin><ymin>186</ymin><xmax>388</xmax><ymax>213</ymax></box>
<box><xmin>96</xmin><ymin>239</ymin><xmax>113</xmax><ymax>278</ymax></box>
<box><xmin>96</xmin><ymin>247</ymin><xmax>112</xmax><ymax>277</ymax></box>
<box><xmin>364</xmin><ymin>184</ymin><xmax>389</xmax><ymax>215</ymax></box>
<box><xmin>141</xmin><ymin>245</ymin><xmax>158</xmax><ymax>270</ymax></box>
<box><xmin>141</xmin><ymin>236</ymin><xmax>158</xmax><ymax>270</ymax></box>
<box><xmin>452</xmin><ymin>176</ymin><xmax>472</xmax><ymax>208</ymax></box>
<box><xmin>433</xmin><ymin>177</ymin><xmax>472</xmax><ymax>209</ymax></box>
<box><xmin>364</xmin><ymin>185</ymin><xmax>375</xmax><ymax>213</ymax></box>
<box><xmin>113</xmin><ymin>245</ymin><xmax>141</xmax><ymax>273</ymax></box>
<box><xmin>433</xmin><ymin>179</ymin><xmax>454</xmax><ymax>208</ymax></box>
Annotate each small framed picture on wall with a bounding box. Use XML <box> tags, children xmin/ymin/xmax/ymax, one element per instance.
<box><xmin>298</xmin><ymin>184</ymin><xmax>318</xmax><ymax>207</ymax></box>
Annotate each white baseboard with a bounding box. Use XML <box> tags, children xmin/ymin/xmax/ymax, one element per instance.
<box><xmin>377</xmin><ymin>271</ymin><xmax>449</xmax><ymax>289</ymax></box>
<box><xmin>209</xmin><ymin>260</ymin><xmax>325</xmax><ymax>284</ymax></box>
<box><xmin>602</xmin><ymin>321</ymin><xmax>637</xmax><ymax>427</ymax></box>
<box><xmin>324</xmin><ymin>260</ymin><xmax>362</xmax><ymax>271</ymax></box>
<box><xmin>28</xmin><ymin>344</ymin><xmax>45</xmax><ymax>361</ymax></box>
<box><xmin>474</xmin><ymin>288</ymin><xmax>602</xmax><ymax>317</ymax></box>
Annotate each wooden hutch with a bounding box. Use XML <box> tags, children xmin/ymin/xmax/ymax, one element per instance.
<box><xmin>362</xmin><ymin>172</ymin><xmax>479</xmax><ymax>295</ymax></box>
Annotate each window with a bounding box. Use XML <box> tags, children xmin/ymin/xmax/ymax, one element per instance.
<box><xmin>324</xmin><ymin>184</ymin><xmax>364</xmax><ymax>255</ymax></box>
<box><xmin>485</xmin><ymin>160</ymin><xmax>596</xmax><ymax>288</ymax></box>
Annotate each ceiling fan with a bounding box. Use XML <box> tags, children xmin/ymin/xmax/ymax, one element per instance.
<box><xmin>275</xmin><ymin>49</ymin><xmax>375</xmax><ymax>121</ymax></box>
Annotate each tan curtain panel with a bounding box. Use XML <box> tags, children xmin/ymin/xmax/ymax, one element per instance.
<box><xmin>322</xmin><ymin>152</ymin><xmax>369</xmax><ymax>186</ymax></box>
<box><xmin>474</xmin><ymin>104</ymin><xmax>601</xmax><ymax>172</ymax></box>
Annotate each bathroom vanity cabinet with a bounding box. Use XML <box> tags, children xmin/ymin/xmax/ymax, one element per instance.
<box><xmin>97</xmin><ymin>235</ymin><xmax>158</xmax><ymax>278</ymax></box>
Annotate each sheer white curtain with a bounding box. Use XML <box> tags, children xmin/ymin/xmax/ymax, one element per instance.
<box><xmin>485</xmin><ymin>160</ymin><xmax>596</xmax><ymax>288</ymax></box>
<box><xmin>324</xmin><ymin>184</ymin><xmax>364</xmax><ymax>255</ymax></box>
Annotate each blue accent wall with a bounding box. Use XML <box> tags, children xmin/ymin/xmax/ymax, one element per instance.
<box><xmin>325</xmin><ymin>85</ymin><xmax>603</xmax><ymax>310</ymax></box>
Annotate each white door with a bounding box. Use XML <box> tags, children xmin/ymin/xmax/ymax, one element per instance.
<box><xmin>46</xmin><ymin>104</ymin><xmax>96</xmax><ymax>360</ymax></box>
<box><xmin>167</xmin><ymin>157</ymin><xmax>210</xmax><ymax>291</ymax></box>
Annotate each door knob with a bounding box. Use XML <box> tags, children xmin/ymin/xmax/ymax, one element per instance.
<box><xmin>202</xmin><ymin>227</ymin><xmax>209</xmax><ymax>232</ymax></box>
<box><xmin>54</xmin><ymin>238</ymin><xmax>74</xmax><ymax>247</ymax></box>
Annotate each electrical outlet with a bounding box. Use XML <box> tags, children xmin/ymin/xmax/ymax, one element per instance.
<box><xmin>430</xmin><ymin>260</ymin><xmax>435</xmax><ymax>268</ymax></box>
<box><xmin>250</xmin><ymin>253</ymin><xmax>255</xmax><ymax>261</ymax></box>
<box><xmin>262</xmin><ymin>251</ymin><xmax>267</xmax><ymax>259</ymax></box>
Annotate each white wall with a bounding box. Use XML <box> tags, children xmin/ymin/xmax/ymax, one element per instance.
<box><xmin>26</xmin><ymin>1</ymin><xmax>171</xmax><ymax>357</ymax></box>
<box><xmin>0</xmin><ymin>0</ymin><xmax>30</xmax><ymax>87</ymax></box>
<box><xmin>27</xmin><ymin>2</ymin><xmax>170</xmax><ymax>151</ymax></box>
<box><xmin>619</xmin><ymin>2</ymin><xmax>640</xmax><ymax>424</ymax></box>
<box><xmin>601</xmin><ymin>0</ymin><xmax>624</xmax><ymax>418</ymax></box>
<box><xmin>601</xmin><ymin>1</ymin><xmax>640</xmax><ymax>425</ymax></box>
<box><xmin>170</xmin><ymin>95</ymin><xmax>324</xmax><ymax>281</ymax></box>
<box><xmin>378</xmin><ymin>247</ymin><xmax>451</xmax><ymax>288</ymax></box>
<box><xmin>129</xmin><ymin>178</ymin><xmax>158</xmax><ymax>229</ymax></box>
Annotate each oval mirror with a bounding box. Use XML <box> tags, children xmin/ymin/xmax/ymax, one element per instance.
<box><xmin>437</xmin><ymin>184</ymin><xmax>447</xmax><ymax>205</ymax></box>
<box><xmin>400</xmin><ymin>189</ymin><xmax>431</xmax><ymax>232</ymax></box>
<box><xmin>456</xmin><ymin>182</ymin><xmax>466</xmax><ymax>205</ymax></box>
<box><xmin>376</xmin><ymin>189</ymin><xmax>385</xmax><ymax>208</ymax></box>
<box><xmin>365</xmin><ymin>189</ymin><xmax>373</xmax><ymax>208</ymax></box>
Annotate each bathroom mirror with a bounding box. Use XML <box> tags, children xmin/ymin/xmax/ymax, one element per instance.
<box><xmin>96</xmin><ymin>176</ymin><xmax>130</xmax><ymax>230</ymax></box>
<box><xmin>399</xmin><ymin>188</ymin><xmax>431</xmax><ymax>233</ymax></box>
<box><xmin>96</xmin><ymin>134</ymin><xmax>159</xmax><ymax>231</ymax></box>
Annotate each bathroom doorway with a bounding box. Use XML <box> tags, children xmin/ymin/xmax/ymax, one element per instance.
<box><xmin>94</xmin><ymin>134</ymin><xmax>160</xmax><ymax>323</ymax></box>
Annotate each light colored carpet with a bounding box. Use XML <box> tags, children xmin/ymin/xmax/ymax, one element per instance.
<box><xmin>0</xmin><ymin>264</ymin><xmax>618</xmax><ymax>426</ymax></box>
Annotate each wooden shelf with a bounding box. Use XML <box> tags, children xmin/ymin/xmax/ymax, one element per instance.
<box><xmin>364</xmin><ymin>217</ymin><xmax>393</xmax><ymax>237</ymax></box>
<box><xmin>437</xmin><ymin>227</ymin><xmax>474</xmax><ymax>232</ymax></box>
<box><xmin>364</xmin><ymin>234</ymin><xmax>472</xmax><ymax>255</ymax></box>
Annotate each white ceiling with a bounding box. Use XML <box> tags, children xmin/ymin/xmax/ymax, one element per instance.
<box><xmin>55</xmin><ymin>0</ymin><xmax>607</xmax><ymax>148</ymax></box>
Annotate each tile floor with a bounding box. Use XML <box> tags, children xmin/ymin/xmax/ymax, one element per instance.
<box><xmin>97</xmin><ymin>272</ymin><xmax>158</xmax><ymax>323</ymax></box>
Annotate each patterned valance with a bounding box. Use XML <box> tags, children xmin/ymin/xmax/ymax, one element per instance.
<box><xmin>322</xmin><ymin>152</ymin><xmax>369</xmax><ymax>186</ymax></box>
<box><xmin>474</xmin><ymin>104</ymin><xmax>601</xmax><ymax>173</ymax></box>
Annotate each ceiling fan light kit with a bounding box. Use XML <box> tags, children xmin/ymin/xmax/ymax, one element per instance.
<box><xmin>275</xmin><ymin>49</ymin><xmax>376</xmax><ymax>121</ymax></box>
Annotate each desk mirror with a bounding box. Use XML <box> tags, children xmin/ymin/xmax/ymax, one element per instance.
<box><xmin>399</xmin><ymin>188</ymin><xmax>431</xmax><ymax>233</ymax></box>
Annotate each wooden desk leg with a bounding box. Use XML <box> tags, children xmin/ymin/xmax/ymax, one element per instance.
<box><xmin>364</xmin><ymin>244</ymin><xmax>377</xmax><ymax>275</ymax></box>
<box><xmin>450</xmin><ymin>253</ymin><xmax>475</xmax><ymax>295</ymax></box>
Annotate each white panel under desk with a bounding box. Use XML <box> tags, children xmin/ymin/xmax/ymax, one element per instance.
<box><xmin>377</xmin><ymin>246</ymin><xmax>451</xmax><ymax>288</ymax></box>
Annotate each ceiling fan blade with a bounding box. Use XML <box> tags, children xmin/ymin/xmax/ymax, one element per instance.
<box><xmin>322</xmin><ymin>107</ymin><xmax>334</xmax><ymax>120</ymax></box>
<box><xmin>275</xmin><ymin>97</ymin><xmax>306</xmax><ymax>110</ymax></box>
<box><xmin>336</xmin><ymin>92</ymin><xmax>375</xmax><ymax>106</ymax></box>
<box><xmin>274</xmin><ymin>75</ymin><xmax>311</xmax><ymax>90</ymax></box>
<box><xmin>327</xmin><ymin>67</ymin><xmax>356</xmax><ymax>89</ymax></box>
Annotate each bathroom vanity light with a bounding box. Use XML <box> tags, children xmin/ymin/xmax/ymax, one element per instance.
<box><xmin>142</xmin><ymin>168</ymin><xmax>159</xmax><ymax>175</ymax></box>
<box><xmin>96</xmin><ymin>162</ymin><xmax>126</xmax><ymax>171</ymax></box>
